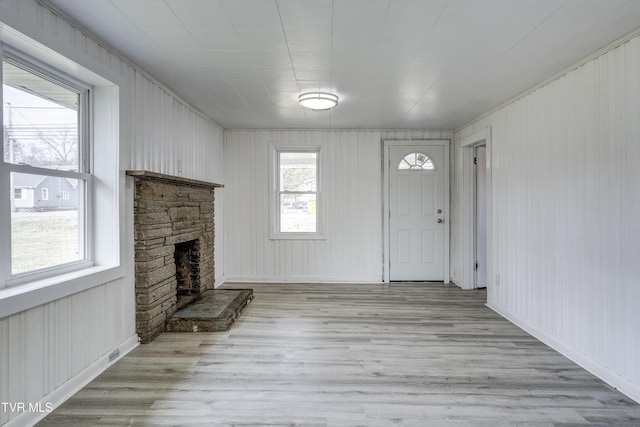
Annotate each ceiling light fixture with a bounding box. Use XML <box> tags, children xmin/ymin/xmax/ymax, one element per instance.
<box><xmin>298</xmin><ymin>92</ymin><xmax>339</xmax><ymax>111</ymax></box>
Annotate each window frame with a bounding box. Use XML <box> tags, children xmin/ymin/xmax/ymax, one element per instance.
<box><xmin>398</xmin><ymin>152</ymin><xmax>436</xmax><ymax>171</ymax></box>
<box><xmin>270</xmin><ymin>143</ymin><xmax>325</xmax><ymax>240</ymax></box>
<box><xmin>1</xmin><ymin>49</ymin><xmax>94</xmax><ymax>288</ymax></box>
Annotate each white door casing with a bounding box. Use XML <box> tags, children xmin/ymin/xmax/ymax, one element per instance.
<box><xmin>385</xmin><ymin>141</ymin><xmax>449</xmax><ymax>282</ymax></box>
<box><xmin>475</xmin><ymin>146</ymin><xmax>488</xmax><ymax>288</ymax></box>
<box><xmin>458</xmin><ymin>127</ymin><xmax>492</xmax><ymax>290</ymax></box>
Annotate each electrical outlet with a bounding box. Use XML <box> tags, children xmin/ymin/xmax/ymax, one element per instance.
<box><xmin>108</xmin><ymin>348</ymin><xmax>120</xmax><ymax>363</ymax></box>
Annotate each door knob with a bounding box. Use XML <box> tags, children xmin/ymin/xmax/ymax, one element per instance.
<box><xmin>437</xmin><ymin>218</ymin><xmax>444</xmax><ymax>224</ymax></box>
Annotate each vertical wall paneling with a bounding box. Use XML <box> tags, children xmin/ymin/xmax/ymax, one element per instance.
<box><xmin>0</xmin><ymin>1</ymin><xmax>225</xmax><ymax>425</ymax></box>
<box><xmin>224</xmin><ymin>130</ymin><xmax>452</xmax><ymax>283</ymax></box>
<box><xmin>454</xmin><ymin>35</ymin><xmax>640</xmax><ymax>403</ymax></box>
<box><xmin>0</xmin><ymin>317</ymin><xmax>8</xmax><ymax>425</ymax></box>
<box><xmin>623</xmin><ymin>37</ymin><xmax>640</xmax><ymax>385</ymax></box>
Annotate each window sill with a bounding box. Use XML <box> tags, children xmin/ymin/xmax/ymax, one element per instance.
<box><xmin>270</xmin><ymin>233</ymin><xmax>326</xmax><ymax>240</ymax></box>
<box><xmin>0</xmin><ymin>265</ymin><xmax>124</xmax><ymax>318</ymax></box>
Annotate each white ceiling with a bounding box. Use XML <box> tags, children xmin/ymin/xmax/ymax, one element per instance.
<box><xmin>48</xmin><ymin>0</ymin><xmax>640</xmax><ymax>130</ymax></box>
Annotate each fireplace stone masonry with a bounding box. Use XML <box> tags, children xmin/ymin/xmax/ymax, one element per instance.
<box><xmin>127</xmin><ymin>170</ymin><xmax>222</xmax><ymax>343</ymax></box>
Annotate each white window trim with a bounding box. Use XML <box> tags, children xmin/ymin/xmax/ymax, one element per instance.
<box><xmin>0</xmin><ymin>264</ymin><xmax>121</xmax><ymax>316</ymax></box>
<box><xmin>0</xmin><ymin>38</ymin><xmax>123</xmax><ymax>316</ymax></box>
<box><xmin>269</xmin><ymin>142</ymin><xmax>326</xmax><ymax>240</ymax></box>
<box><xmin>2</xmin><ymin>51</ymin><xmax>91</xmax><ymax>283</ymax></box>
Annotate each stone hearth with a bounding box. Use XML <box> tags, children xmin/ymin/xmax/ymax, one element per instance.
<box><xmin>166</xmin><ymin>289</ymin><xmax>254</xmax><ymax>332</ymax></box>
<box><xmin>127</xmin><ymin>170</ymin><xmax>223</xmax><ymax>343</ymax></box>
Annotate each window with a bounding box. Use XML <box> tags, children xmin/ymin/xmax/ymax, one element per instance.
<box><xmin>271</xmin><ymin>147</ymin><xmax>323</xmax><ymax>239</ymax></box>
<box><xmin>398</xmin><ymin>152</ymin><xmax>435</xmax><ymax>170</ymax></box>
<box><xmin>2</xmin><ymin>54</ymin><xmax>91</xmax><ymax>281</ymax></box>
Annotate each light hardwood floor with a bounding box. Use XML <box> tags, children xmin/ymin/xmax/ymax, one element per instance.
<box><xmin>39</xmin><ymin>283</ymin><xmax>640</xmax><ymax>426</ymax></box>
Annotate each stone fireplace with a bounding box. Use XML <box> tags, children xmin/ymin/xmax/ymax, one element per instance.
<box><xmin>126</xmin><ymin>170</ymin><xmax>222</xmax><ymax>343</ymax></box>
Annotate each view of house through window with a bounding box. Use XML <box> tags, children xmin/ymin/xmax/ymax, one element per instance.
<box><xmin>3</xmin><ymin>58</ymin><xmax>88</xmax><ymax>277</ymax></box>
<box><xmin>278</xmin><ymin>151</ymin><xmax>318</xmax><ymax>233</ymax></box>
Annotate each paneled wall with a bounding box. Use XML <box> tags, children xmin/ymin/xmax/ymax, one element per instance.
<box><xmin>0</xmin><ymin>280</ymin><xmax>132</xmax><ymax>421</ymax></box>
<box><xmin>0</xmin><ymin>1</ymin><xmax>224</xmax><ymax>425</ymax></box>
<box><xmin>454</xmin><ymin>35</ymin><xmax>640</xmax><ymax>402</ymax></box>
<box><xmin>127</xmin><ymin>73</ymin><xmax>225</xmax><ymax>286</ymax></box>
<box><xmin>223</xmin><ymin>129</ymin><xmax>451</xmax><ymax>283</ymax></box>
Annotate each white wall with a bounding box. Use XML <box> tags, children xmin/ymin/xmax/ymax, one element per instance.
<box><xmin>127</xmin><ymin>72</ymin><xmax>225</xmax><ymax>286</ymax></box>
<box><xmin>223</xmin><ymin>129</ymin><xmax>451</xmax><ymax>283</ymax></box>
<box><xmin>0</xmin><ymin>2</ymin><xmax>224</xmax><ymax>425</ymax></box>
<box><xmin>454</xmin><ymin>35</ymin><xmax>640</xmax><ymax>402</ymax></box>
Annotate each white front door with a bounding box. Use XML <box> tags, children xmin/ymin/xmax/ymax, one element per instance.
<box><xmin>389</xmin><ymin>145</ymin><xmax>445</xmax><ymax>281</ymax></box>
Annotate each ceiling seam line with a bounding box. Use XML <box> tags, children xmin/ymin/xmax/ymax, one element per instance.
<box><xmin>274</xmin><ymin>0</ymin><xmax>297</xmax><ymax>83</ymax></box>
<box><xmin>498</xmin><ymin>0</ymin><xmax>570</xmax><ymax>60</ymax></box>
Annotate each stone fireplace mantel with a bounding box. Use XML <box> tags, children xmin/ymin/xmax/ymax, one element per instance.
<box><xmin>126</xmin><ymin>170</ymin><xmax>223</xmax><ymax>343</ymax></box>
<box><xmin>126</xmin><ymin>170</ymin><xmax>224</xmax><ymax>189</ymax></box>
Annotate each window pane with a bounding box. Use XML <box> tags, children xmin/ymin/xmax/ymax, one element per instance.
<box><xmin>3</xmin><ymin>60</ymin><xmax>80</xmax><ymax>170</ymax></box>
<box><xmin>279</xmin><ymin>152</ymin><xmax>317</xmax><ymax>191</ymax></box>
<box><xmin>10</xmin><ymin>172</ymin><xmax>82</xmax><ymax>274</ymax></box>
<box><xmin>398</xmin><ymin>152</ymin><xmax>435</xmax><ymax>170</ymax></box>
<box><xmin>280</xmin><ymin>194</ymin><xmax>317</xmax><ymax>233</ymax></box>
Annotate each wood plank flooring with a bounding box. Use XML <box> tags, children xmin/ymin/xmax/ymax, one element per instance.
<box><xmin>39</xmin><ymin>282</ymin><xmax>640</xmax><ymax>426</ymax></box>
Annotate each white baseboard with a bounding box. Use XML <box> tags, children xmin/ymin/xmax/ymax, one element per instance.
<box><xmin>224</xmin><ymin>275</ymin><xmax>383</xmax><ymax>284</ymax></box>
<box><xmin>214</xmin><ymin>275</ymin><xmax>226</xmax><ymax>288</ymax></box>
<box><xmin>5</xmin><ymin>334</ymin><xmax>139</xmax><ymax>427</ymax></box>
<box><xmin>487</xmin><ymin>302</ymin><xmax>640</xmax><ymax>405</ymax></box>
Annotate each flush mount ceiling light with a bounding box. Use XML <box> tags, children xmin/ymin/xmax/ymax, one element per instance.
<box><xmin>298</xmin><ymin>92</ymin><xmax>339</xmax><ymax>111</ymax></box>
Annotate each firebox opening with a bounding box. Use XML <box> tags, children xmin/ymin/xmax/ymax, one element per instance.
<box><xmin>175</xmin><ymin>239</ymin><xmax>201</xmax><ymax>307</ymax></box>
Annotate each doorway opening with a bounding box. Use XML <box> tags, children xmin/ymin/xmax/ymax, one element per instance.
<box><xmin>459</xmin><ymin>129</ymin><xmax>491</xmax><ymax>290</ymax></box>
<box><xmin>474</xmin><ymin>146</ymin><xmax>487</xmax><ymax>288</ymax></box>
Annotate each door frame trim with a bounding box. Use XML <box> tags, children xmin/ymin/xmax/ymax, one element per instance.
<box><xmin>382</xmin><ymin>140</ymin><xmax>450</xmax><ymax>283</ymax></box>
<box><xmin>474</xmin><ymin>145</ymin><xmax>487</xmax><ymax>288</ymax></box>
<box><xmin>458</xmin><ymin>128</ymin><xmax>492</xmax><ymax>290</ymax></box>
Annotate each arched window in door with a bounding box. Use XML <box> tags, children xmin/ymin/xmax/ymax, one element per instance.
<box><xmin>397</xmin><ymin>152</ymin><xmax>435</xmax><ymax>170</ymax></box>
